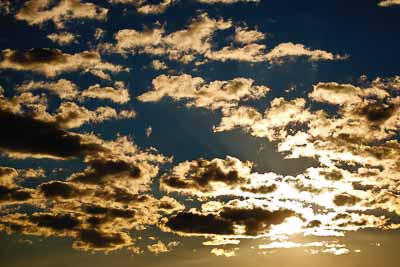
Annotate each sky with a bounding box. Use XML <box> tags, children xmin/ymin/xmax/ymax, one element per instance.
<box><xmin>0</xmin><ymin>0</ymin><xmax>399</xmax><ymax>266</ymax></box>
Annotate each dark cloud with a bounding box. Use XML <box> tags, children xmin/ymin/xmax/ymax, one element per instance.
<box><xmin>333</xmin><ymin>193</ymin><xmax>360</xmax><ymax>206</ymax></box>
<box><xmin>219</xmin><ymin>207</ymin><xmax>295</xmax><ymax>236</ymax></box>
<box><xmin>96</xmin><ymin>188</ymin><xmax>152</xmax><ymax>204</ymax></box>
<box><xmin>83</xmin><ymin>205</ymin><xmax>135</xmax><ymax>219</ymax></box>
<box><xmin>0</xmin><ymin>48</ymin><xmax>125</xmax><ymax>78</ymax></box>
<box><xmin>165</xmin><ymin>212</ymin><xmax>235</xmax><ymax>235</ymax></box>
<box><xmin>306</xmin><ymin>220</ymin><xmax>322</xmax><ymax>228</ymax></box>
<box><xmin>74</xmin><ymin>229</ymin><xmax>132</xmax><ymax>251</ymax></box>
<box><xmin>166</xmin><ymin>206</ymin><xmax>295</xmax><ymax>236</ymax></box>
<box><xmin>240</xmin><ymin>184</ymin><xmax>277</xmax><ymax>194</ymax></box>
<box><xmin>319</xmin><ymin>169</ymin><xmax>344</xmax><ymax>181</ymax></box>
<box><xmin>163</xmin><ymin>159</ymin><xmax>246</xmax><ymax>191</ymax></box>
<box><xmin>0</xmin><ymin>109</ymin><xmax>103</xmax><ymax>159</ymax></box>
<box><xmin>3</xmin><ymin>48</ymin><xmax>67</xmax><ymax>65</ymax></box>
<box><xmin>39</xmin><ymin>181</ymin><xmax>82</xmax><ymax>199</ymax></box>
<box><xmin>68</xmin><ymin>159</ymin><xmax>141</xmax><ymax>185</ymax></box>
<box><xmin>0</xmin><ymin>186</ymin><xmax>32</xmax><ymax>203</ymax></box>
<box><xmin>30</xmin><ymin>213</ymin><xmax>80</xmax><ymax>231</ymax></box>
<box><xmin>359</xmin><ymin>102</ymin><xmax>396</xmax><ymax>123</ymax></box>
<box><xmin>160</xmin><ymin>157</ymin><xmax>254</xmax><ymax>196</ymax></box>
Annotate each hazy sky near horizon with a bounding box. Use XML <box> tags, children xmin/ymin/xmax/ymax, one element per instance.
<box><xmin>0</xmin><ymin>1</ymin><xmax>399</xmax><ymax>266</ymax></box>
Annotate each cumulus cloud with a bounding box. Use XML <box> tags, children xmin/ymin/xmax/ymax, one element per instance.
<box><xmin>264</xmin><ymin>42</ymin><xmax>348</xmax><ymax>63</ymax></box>
<box><xmin>106</xmin><ymin>13</ymin><xmax>344</xmax><ymax>64</ymax></box>
<box><xmin>16</xmin><ymin>79</ymin><xmax>79</xmax><ymax>99</ymax></box>
<box><xmin>210</xmin><ymin>248</ymin><xmax>237</xmax><ymax>257</ymax></box>
<box><xmin>234</xmin><ymin>26</ymin><xmax>266</xmax><ymax>44</ymax></box>
<box><xmin>81</xmin><ymin>81</ymin><xmax>130</xmax><ymax>104</ymax></box>
<box><xmin>49</xmin><ymin>102</ymin><xmax>136</xmax><ymax>129</ymax></box>
<box><xmin>0</xmin><ymin>114</ymin><xmax>178</xmax><ymax>253</ymax></box>
<box><xmin>161</xmin><ymin>156</ymin><xmax>253</xmax><ymax>196</ymax></box>
<box><xmin>137</xmin><ymin>74</ymin><xmax>269</xmax><ymax>110</ymax></box>
<box><xmin>107</xmin><ymin>0</ymin><xmax>176</xmax><ymax>15</ymax></box>
<box><xmin>4</xmin><ymin>82</ymin><xmax>134</xmax><ymax>131</ymax></box>
<box><xmin>103</xmin><ymin>13</ymin><xmax>232</xmax><ymax>62</ymax></box>
<box><xmin>150</xmin><ymin>59</ymin><xmax>168</xmax><ymax>70</ymax></box>
<box><xmin>160</xmin><ymin>156</ymin><xmax>280</xmax><ymax>198</ymax></box>
<box><xmin>147</xmin><ymin>240</ymin><xmax>179</xmax><ymax>254</ymax></box>
<box><xmin>104</xmin><ymin>13</ymin><xmax>344</xmax><ymax>65</ymax></box>
<box><xmin>137</xmin><ymin>0</ymin><xmax>176</xmax><ymax>14</ymax></box>
<box><xmin>17</xmin><ymin>79</ymin><xmax>131</xmax><ymax>104</ymax></box>
<box><xmin>214</xmin><ymin>76</ymin><xmax>400</xmax><ymax>223</ymax></box>
<box><xmin>15</xmin><ymin>0</ymin><xmax>108</xmax><ymax>28</ymax></box>
<box><xmin>47</xmin><ymin>32</ymin><xmax>77</xmax><ymax>45</ymax></box>
<box><xmin>0</xmin><ymin>48</ymin><xmax>127</xmax><ymax>78</ymax></box>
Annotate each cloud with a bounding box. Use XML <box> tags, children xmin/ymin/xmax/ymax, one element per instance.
<box><xmin>264</xmin><ymin>42</ymin><xmax>347</xmax><ymax>63</ymax></box>
<box><xmin>165</xmin><ymin>211</ymin><xmax>235</xmax><ymax>235</ymax></box>
<box><xmin>105</xmin><ymin>13</ymin><xmax>344</xmax><ymax>65</ymax></box>
<box><xmin>378</xmin><ymin>0</ymin><xmax>400</xmax><ymax>7</ymax></box>
<box><xmin>214</xmin><ymin>97</ymin><xmax>313</xmax><ymax>140</ymax></box>
<box><xmin>0</xmin><ymin>0</ymin><xmax>11</xmax><ymax>14</ymax></box>
<box><xmin>0</xmin><ymin>166</ymin><xmax>34</xmax><ymax>206</ymax></box>
<box><xmin>68</xmin><ymin>158</ymin><xmax>141</xmax><ymax>185</ymax></box>
<box><xmin>114</xmin><ymin>28</ymin><xmax>165</xmax><ymax>52</ymax></box>
<box><xmin>17</xmin><ymin>168</ymin><xmax>45</xmax><ymax>179</ymax></box>
<box><xmin>137</xmin><ymin>74</ymin><xmax>269</xmax><ymax>110</ymax></box>
<box><xmin>210</xmin><ymin>248</ymin><xmax>237</xmax><ymax>257</ymax></box>
<box><xmin>47</xmin><ymin>32</ymin><xmax>77</xmax><ymax>45</ymax></box>
<box><xmin>150</xmin><ymin>59</ymin><xmax>168</xmax><ymax>70</ymax></box>
<box><xmin>333</xmin><ymin>194</ymin><xmax>360</xmax><ymax>207</ymax></box>
<box><xmin>147</xmin><ymin>240</ymin><xmax>179</xmax><ymax>254</ymax></box>
<box><xmin>73</xmin><ymin>229</ymin><xmax>133</xmax><ymax>252</ymax></box>
<box><xmin>17</xmin><ymin>79</ymin><xmax>131</xmax><ymax>104</ymax></box>
<box><xmin>0</xmin><ymin>129</ymin><xmax>178</xmax><ymax>253</ymax></box>
<box><xmin>104</xmin><ymin>13</ymin><xmax>233</xmax><ymax>63</ymax></box>
<box><xmin>0</xmin><ymin>167</ymin><xmax>18</xmax><ymax>187</ymax></box>
<box><xmin>206</xmin><ymin>43</ymin><xmax>267</xmax><ymax>62</ymax></box>
<box><xmin>3</xmin><ymin>85</ymin><xmax>135</xmax><ymax>130</ymax></box>
<box><xmin>162</xmin><ymin>13</ymin><xmax>232</xmax><ymax>55</ymax></box>
<box><xmin>0</xmin><ymin>109</ymin><xmax>103</xmax><ymax>159</ymax></box>
<box><xmin>108</xmin><ymin>0</ymin><xmax>258</xmax><ymax>15</ymax></box>
<box><xmin>164</xmin><ymin>200</ymin><xmax>296</xmax><ymax>237</ymax></box>
<box><xmin>160</xmin><ymin>156</ymin><xmax>278</xmax><ymax>197</ymax></box>
<box><xmin>16</xmin><ymin>79</ymin><xmax>79</xmax><ymax>99</ymax></box>
<box><xmin>108</xmin><ymin>0</ymin><xmax>176</xmax><ymax>15</ymax></box>
<box><xmin>39</xmin><ymin>181</ymin><xmax>84</xmax><ymax>199</ymax></box>
<box><xmin>137</xmin><ymin>0</ymin><xmax>176</xmax><ymax>14</ymax></box>
<box><xmin>81</xmin><ymin>81</ymin><xmax>130</xmax><ymax>104</ymax></box>
<box><xmin>0</xmin><ymin>186</ymin><xmax>33</xmax><ymax>205</ymax></box>
<box><xmin>15</xmin><ymin>0</ymin><xmax>108</xmax><ymax>28</ymax></box>
<box><xmin>234</xmin><ymin>26</ymin><xmax>266</xmax><ymax>44</ymax></box>
<box><xmin>0</xmin><ymin>48</ymin><xmax>127</xmax><ymax>78</ymax></box>
<box><xmin>44</xmin><ymin>102</ymin><xmax>135</xmax><ymax>129</ymax></box>
<box><xmin>214</xmin><ymin>76</ymin><xmax>400</xmax><ymax>223</ymax></box>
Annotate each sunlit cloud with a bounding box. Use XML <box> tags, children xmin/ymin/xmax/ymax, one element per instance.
<box><xmin>15</xmin><ymin>0</ymin><xmax>108</xmax><ymax>28</ymax></box>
